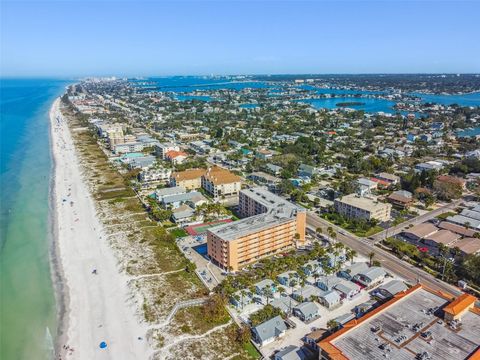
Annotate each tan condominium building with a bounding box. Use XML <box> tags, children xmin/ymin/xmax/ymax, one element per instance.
<box><xmin>207</xmin><ymin>187</ymin><xmax>306</xmax><ymax>271</ymax></box>
<box><xmin>201</xmin><ymin>166</ymin><xmax>242</xmax><ymax>200</ymax></box>
<box><xmin>169</xmin><ymin>168</ymin><xmax>205</xmax><ymax>190</ymax></box>
<box><xmin>334</xmin><ymin>193</ymin><xmax>391</xmax><ymax>222</ymax></box>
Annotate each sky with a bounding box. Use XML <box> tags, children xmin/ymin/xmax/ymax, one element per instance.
<box><xmin>1</xmin><ymin>0</ymin><xmax>480</xmax><ymax>77</ymax></box>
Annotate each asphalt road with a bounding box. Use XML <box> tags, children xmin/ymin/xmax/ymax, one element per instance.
<box><xmin>306</xmin><ymin>212</ymin><xmax>462</xmax><ymax>296</ymax></box>
<box><xmin>370</xmin><ymin>199</ymin><xmax>464</xmax><ymax>243</ymax></box>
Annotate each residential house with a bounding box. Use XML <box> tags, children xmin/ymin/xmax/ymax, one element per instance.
<box><xmin>303</xmin><ymin>328</ymin><xmax>328</xmax><ymax>351</ymax></box>
<box><xmin>274</xmin><ymin>345</ymin><xmax>306</xmax><ymax>360</ymax></box>
<box><xmin>271</xmin><ymin>295</ymin><xmax>297</xmax><ymax>314</ymax></box>
<box><xmin>256</xmin><ymin>149</ymin><xmax>274</xmax><ymax>160</ymax></box>
<box><xmin>255</xmin><ymin>279</ymin><xmax>276</xmax><ymax>296</ymax></box>
<box><xmin>372</xmin><ymin>280</ymin><xmax>407</xmax><ymax>301</ymax></box>
<box><xmin>318</xmin><ymin>290</ymin><xmax>342</xmax><ymax>309</ymax></box>
<box><xmin>277</xmin><ymin>271</ymin><xmax>299</xmax><ymax>287</ymax></box>
<box><xmin>334</xmin><ymin>281</ymin><xmax>361</xmax><ymax>300</ymax></box>
<box><xmin>338</xmin><ymin>262</ymin><xmax>369</xmax><ymax>281</ymax></box>
<box><xmin>376</xmin><ymin>172</ymin><xmax>400</xmax><ymax>185</ymax></box>
<box><xmin>298</xmin><ymin>164</ymin><xmax>318</xmax><ymax>178</ymax></box>
<box><xmin>171</xmin><ymin>205</ymin><xmax>196</xmax><ymax>225</ymax></box>
<box><xmin>161</xmin><ymin>191</ymin><xmax>204</xmax><ymax>209</ymax></box>
<box><xmin>353</xmin><ymin>299</ymin><xmax>378</xmax><ymax>317</ymax></box>
<box><xmin>353</xmin><ymin>267</ymin><xmax>387</xmax><ymax>287</ymax></box>
<box><xmin>316</xmin><ymin>275</ymin><xmax>343</xmax><ymax>292</ymax></box>
<box><xmin>357</xmin><ymin>178</ymin><xmax>378</xmax><ymax>192</ymax></box>
<box><xmin>293</xmin><ymin>302</ymin><xmax>320</xmax><ymax>322</ymax></box>
<box><xmin>388</xmin><ymin>190</ymin><xmax>414</xmax><ymax>209</ymax></box>
<box><xmin>292</xmin><ymin>285</ymin><xmax>324</xmax><ymax>302</ymax></box>
<box><xmin>155</xmin><ymin>186</ymin><xmax>186</xmax><ymax>202</ymax></box>
<box><xmin>165</xmin><ymin>150</ymin><xmax>188</xmax><ymax>165</ymax></box>
<box><xmin>265</xmin><ymin>163</ymin><xmax>283</xmax><ymax>176</ymax></box>
<box><xmin>155</xmin><ymin>143</ymin><xmax>179</xmax><ymax>159</ymax></box>
<box><xmin>251</xmin><ymin>315</ymin><xmax>287</xmax><ymax>346</ymax></box>
<box><xmin>301</xmin><ymin>260</ymin><xmax>323</xmax><ymax>276</ymax></box>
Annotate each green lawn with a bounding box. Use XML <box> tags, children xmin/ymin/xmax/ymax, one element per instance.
<box><xmin>436</xmin><ymin>211</ymin><xmax>456</xmax><ymax>220</ymax></box>
<box><xmin>170</xmin><ymin>228</ymin><xmax>188</xmax><ymax>238</ymax></box>
<box><xmin>244</xmin><ymin>342</ymin><xmax>261</xmax><ymax>359</ymax></box>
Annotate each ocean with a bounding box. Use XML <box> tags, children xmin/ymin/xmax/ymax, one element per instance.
<box><xmin>0</xmin><ymin>78</ymin><xmax>69</xmax><ymax>360</ymax></box>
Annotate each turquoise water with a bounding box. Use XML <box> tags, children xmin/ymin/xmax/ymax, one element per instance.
<box><xmin>239</xmin><ymin>103</ymin><xmax>259</xmax><ymax>109</ymax></box>
<box><xmin>413</xmin><ymin>91</ymin><xmax>480</xmax><ymax>106</ymax></box>
<box><xmin>457</xmin><ymin>127</ymin><xmax>480</xmax><ymax>138</ymax></box>
<box><xmin>175</xmin><ymin>95</ymin><xmax>213</xmax><ymax>102</ymax></box>
<box><xmin>1</xmin><ymin>78</ymin><xmax>68</xmax><ymax>360</ymax></box>
<box><xmin>297</xmin><ymin>96</ymin><xmax>397</xmax><ymax>113</ymax></box>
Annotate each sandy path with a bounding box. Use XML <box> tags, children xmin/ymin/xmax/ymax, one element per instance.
<box><xmin>50</xmin><ymin>98</ymin><xmax>151</xmax><ymax>359</ymax></box>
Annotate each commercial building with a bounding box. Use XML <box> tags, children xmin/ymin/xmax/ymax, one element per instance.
<box><xmin>202</xmin><ymin>166</ymin><xmax>242</xmax><ymax>200</ymax></box>
<box><xmin>170</xmin><ymin>168</ymin><xmax>205</xmax><ymax>190</ymax></box>
<box><xmin>207</xmin><ymin>187</ymin><xmax>306</xmax><ymax>271</ymax></box>
<box><xmin>334</xmin><ymin>194</ymin><xmax>391</xmax><ymax>222</ymax></box>
<box><xmin>319</xmin><ymin>284</ymin><xmax>480</xmax><ymax>360</ymax></box>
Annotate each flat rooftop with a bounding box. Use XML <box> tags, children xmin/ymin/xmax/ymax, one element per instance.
<box><xmin>241</xmin><ymin>187</ymin><xmax>304</xmax><ymax>213</ymax></box>
<box><xmin>208</xmin><ymin>207</ymin><xmax>296</xmax><ymax>241</ymax></box>
<box><xmin>335</xmin><ymin>193</ymin><xmax>390</xmax><ymax>212</ymax></box>
<box><xmin>324</xmin><ymin>286</ymin><xmax>480</xmax><ymax>360</ymax></box>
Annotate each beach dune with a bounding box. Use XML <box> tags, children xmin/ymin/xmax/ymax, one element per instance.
<box><xmin>50</xmin><ymin>98</ymin><xmax>150</xmax><ymax>359</ymax></box>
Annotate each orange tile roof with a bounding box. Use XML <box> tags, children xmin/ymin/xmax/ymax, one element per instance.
<box><xmin>203</xmin><ymin>166</ymin><xmax>241</xmax><ymax>185</ymax></box>
<box><xmin>443</xmin><ymin>293</ymin><xmax>477</xmax><ymax>316</ymax></box>
<box><xmin>165</xmin><ymin>150</ymin><xmax>188</xmax><ymax>159</ymax></box>
<box><xmin>171</xmin><ymin>168</ymin><xmax>205</xmax><ymax>181</ymax></box>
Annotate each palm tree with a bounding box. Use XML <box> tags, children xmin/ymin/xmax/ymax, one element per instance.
<box><xmin>346</xmin><ymin>248</ymin><xmax>357</xmax><ymax>264</ymax></box>
<box><xmin>327</xmin><ymin>319</ymin><xmax>339</xmax><ymax>331</ymax></box>
<box><xmin>369</xmin><ymin>251</ymin><xmax>375</xmax><ymax>267</ymax></box>
<box><xmin>262</xmin><ymin>286</ymin><xmax>273</xmax><ymax>305</ymax></box>
<box><xmin>240</xmin><ymin>290</ymin><xmax>248</xmax><ymax>309</ymax></box>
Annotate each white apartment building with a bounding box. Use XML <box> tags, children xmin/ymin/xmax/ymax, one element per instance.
<box><xmin>334</xmin><ymin>193</ymin><xmax>391</xmax><ymax>222</ymax></box>
<box><xmin>139</xmin><ymin>168</ymin><xmax>172</xmax><ymax>183</ymax></box>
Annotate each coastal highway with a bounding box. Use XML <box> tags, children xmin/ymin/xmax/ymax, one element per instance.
<box><xmin>306</xmin><ymin>212</ymin><xmax>462</xmax><ymax>297</ymax></box>
<box><xmin>369</xmin><ymin>199</ymin><xmax>464</xmax><ymax>243</ymax></box>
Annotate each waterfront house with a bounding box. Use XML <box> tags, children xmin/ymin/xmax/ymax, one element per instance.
<box><xmin>274</xmin><ymin>345</ymin><xmax>306</xmax><ymax>360</ymax></box>
<box><xmin>251</xmin><ymin>315</ymin><xmax>287</xmax><ymax>346</ymax></box>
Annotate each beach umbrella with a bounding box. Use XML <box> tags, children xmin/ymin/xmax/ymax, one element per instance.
<box><xmin>99</xmin><ymin>341</ymin><xmax>107</xmax><ymax>349</ymax></box>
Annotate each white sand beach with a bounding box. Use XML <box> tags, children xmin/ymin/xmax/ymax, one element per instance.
<box><xmin>50</xmin><ymin>98</ymin><xmax>150</xmax><ymax>359</ymax></box>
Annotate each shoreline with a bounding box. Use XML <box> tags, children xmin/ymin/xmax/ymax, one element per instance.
<box><xmin>49</xmin><ymin>97</ymin><xmax>70</xmax><ymax>359</ymax></box>
<box><xmin>49</xmin><ymin>97</ymin><xmax>150</xmax><ymax>359</ymax></box>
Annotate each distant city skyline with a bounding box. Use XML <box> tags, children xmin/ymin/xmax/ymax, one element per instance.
<box><xmin>1</xmin><ymin>0</ymin><xmax>479</xmax><ymax>77</ymax></box>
